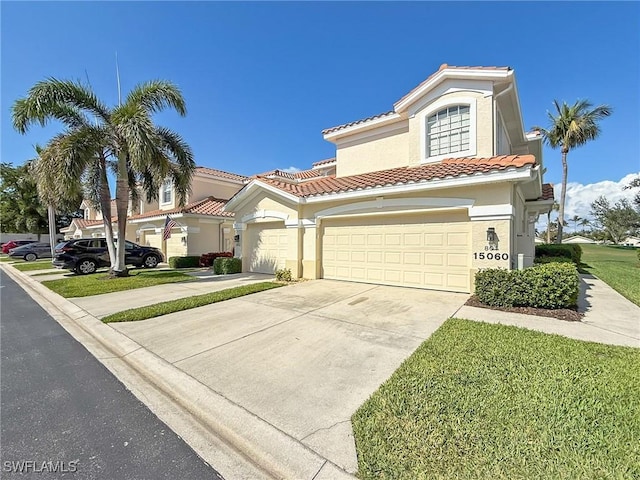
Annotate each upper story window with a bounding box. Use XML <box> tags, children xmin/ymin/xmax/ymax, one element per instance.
<box><xmin>161</xmin><ymin>181</ymin><xmax>172</xmax><ymax>204</ymax></box>
<box><xmin>426</xmin><ymin>105</ymin><xmax>470</xmax><ymax>157</ymax></box>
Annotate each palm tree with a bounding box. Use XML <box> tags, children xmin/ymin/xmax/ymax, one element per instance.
<box><xmin>546</xmin><ymin>201</ymin><xmax>559</xmax><ymax>244</ymax></box>
<box><xmin>579</xmin><ymin>218</ymin><xmax>591</xmax><ymax>235</ymax></box>
<box><xmin>12</xmin><ymin>79</ymin><xmax>194</xmax><ymax>276</ymax></box>
<box><xmin>570</xmin><ymin>215</ymin><xmax>582</xmax><ymax>233</ymax></box>
<box><xmin>535</xmin><ymin>100</ymin><xmax>612</xmax><ymax>243</ymax></box>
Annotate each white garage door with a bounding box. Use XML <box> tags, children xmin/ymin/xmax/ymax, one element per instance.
<box><xmin>247</xmin><ymin>223</ymin><xmax>288</xmax><ymax>274</ymax></box>
<box><xmin>322</xmin><ymin>214</ymin><xmax>471</xmax><ymax>292</ymax></box>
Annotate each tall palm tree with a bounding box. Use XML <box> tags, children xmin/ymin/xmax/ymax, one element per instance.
<box><xmin>535</xmin><ymin>100</ymin><xmax>612</xmax><ymax>243</ymax></box>
<box><xmin>546</xmin><ymin>201</ymin><xmax>559</xmax><ymax>244</ymax></box>
<box><xmin>13</xmin><ymin>78</ymin><xmax>194</xmax><ymax>276</ymax></box>
<box><xmin>579</xmin><ymin>218</ymin><xmax>591</xmax><ymax>235</ymax></box>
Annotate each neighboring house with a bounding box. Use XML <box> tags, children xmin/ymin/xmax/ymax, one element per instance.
<box><xmin>621</xmin><ymin>236</ymin><xmax>640</xmax><ymax>247</ymax></box>
<box><xmin>563</xmin><ymin>235</ymin><xmax>597</xmax><ymax>244</ymax></box>
<box><xmin>226</xmin><ymin>64</ymin><xmax>554</xmax><ymax>293</ymax></box>
<box><xmin>62</xmin><ymin>167</ymin><xmax>248</xmax><ymax>259</ymax></box>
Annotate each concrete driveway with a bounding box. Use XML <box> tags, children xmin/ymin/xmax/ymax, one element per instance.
<box><xmin>112</xmin><ymin>280</ymin><xmax>468</xmax><ymax>473</ymax></box>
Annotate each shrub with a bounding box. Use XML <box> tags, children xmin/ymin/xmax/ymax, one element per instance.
<box><xmin>199</xmin><ymin>251</ymin><xmax>233</xmax><ymax>267</ymax></box>
<box><xmin>533</xmin><ymin>256</ymin><xmax>573</xmax><ymax>265</ymax></box>
<box><xmin>535</xmin><ymin>244</ymin><xmax>582</xmax><ymax>265</ymax></box>
<box><xmin>213</xmin><ymin>256</ymin><xmax>242</xmax><ymax>274</ymax></box>
<box><xmin>168</xmin><ymin>256</ymin><xmax>201</xmax><ymax>268</ymax></box>
<box><xmin>475</xmin><ymin>263</ymin><xmax>579</xmax><ymax>309</ymax></box>
<box><xmin>275</xmin><ymin>268</ymin><xmax>292</xmax><ymax>282</ymax></box>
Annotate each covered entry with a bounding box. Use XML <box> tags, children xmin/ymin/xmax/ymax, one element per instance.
<box><xmin>321</xmin><ymin>212</ymin><xmax>471</xmax><ymax>292</ymax></box>
<box><xmin>246</xmin><ymin>223</ymin><xmax>288</xmax><ymax>274</ymax></box>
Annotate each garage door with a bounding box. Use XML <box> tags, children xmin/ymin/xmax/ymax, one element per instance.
<box><xmin>322</xmin><ymin>214</ymin><xmax>471</xmax><ymax>292</ymax></box>
<box><xmin>247</xmin><ymin>223</ymin><xmax>288</xmax><ymax>274</ymax></box>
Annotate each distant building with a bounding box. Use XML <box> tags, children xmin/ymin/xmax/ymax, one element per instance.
<box><xmin>562</xmin><ymin>235</ymin><xmax>596</xmax><ymax>244</ymax></box>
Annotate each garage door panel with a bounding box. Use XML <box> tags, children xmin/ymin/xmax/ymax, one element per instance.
<box><xmin>322</xmin><ymin>217</ymin><xmax>470</xmax><ymax>292</ymax></box>
<box><xmin>248</xmin><ymin>224</ymin><xmax>288</xmax><ymax>274</ymax></box>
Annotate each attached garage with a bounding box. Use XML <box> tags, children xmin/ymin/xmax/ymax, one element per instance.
<box><xmin>321</xmin><ymin>213</ymin><xmax>471</xmax><ymax>292</ymax></box>
<box><xmin>246</xmin><ymin>223</ymin><xmax>289</xmax><ymax>274</ymax></box>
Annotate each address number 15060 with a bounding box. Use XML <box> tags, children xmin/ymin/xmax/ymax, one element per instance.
<box><xmin>473</xmin><ymin>252</ymin><xmax>509</xmax><ymax>260</ymax></box>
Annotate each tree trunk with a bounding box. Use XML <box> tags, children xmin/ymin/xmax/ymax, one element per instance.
<box><xmin>546</xmin><ymin>211</ymin><xmax>551</xmax><ymax>243</ymax></box>
<box><xmin>99</xmin><ymin>153</ymin><xmax>117</xmax><ymax>267</ymax></box>
<box><xmin>556</xmin><ymin>150</ymin><xmax>568</xmax><ymax>244</ymax></box>
<box><xmin>112</xmin><ymin>154</ymin><xmax>130</xmax><ymax>277</ymax></box>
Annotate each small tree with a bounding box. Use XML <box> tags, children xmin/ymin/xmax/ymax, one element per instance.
<box><xmin>590</xmin><ymin>196</ymin><xmax>640</xmax><ymax>244</ymax></box>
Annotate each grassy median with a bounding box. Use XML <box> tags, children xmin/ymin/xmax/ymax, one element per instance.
<box><xmin>353</xmin><ymin>319</ymin><xmax>640</xmax><ymax>480</ymax></box>
<box><xmin>580</xmin><ymin>244</ymin><xmax>640</xmax><ymax>306</ymax></box>
<box><xmin>11</xmin><ymin>260</ymin><xmax>56</xmax><ymax>272</ymax></box>
<box><xmin>42</xmin><ymin>269</ymin><xmax>193</xmax><ymax>297</ymax></box>
<box><xmin>102</xmin><ymin>282</ymin><xmax>282</xmax><ymax>323</ymax></box>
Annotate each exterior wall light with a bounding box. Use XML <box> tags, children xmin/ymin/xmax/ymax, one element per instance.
<box><xmin>486</xmin><ymin>227</ymin><xmax>497</xmax><ymax>243</ymax></box>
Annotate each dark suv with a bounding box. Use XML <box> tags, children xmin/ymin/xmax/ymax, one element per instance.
<box><xmin>53</xmin><ymin>238</ymin><xmax>164</xmax><ymax>274</ymax></box>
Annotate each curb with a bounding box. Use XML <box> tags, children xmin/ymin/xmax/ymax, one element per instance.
<box><xmin>1</xmin><ymin>264</ymin><xmax>356</xmax><ymax>480</ymax></box>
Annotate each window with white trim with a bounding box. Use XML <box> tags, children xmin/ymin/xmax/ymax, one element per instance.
<box><xmin>161</xmin><ymin>181</ymin><xmax>172</xmax><ymax>204</ymax></box>
<box><xmin>426</xmin><ymin>105</ymin><xmax>470</xmax><ymax>157</ymax></box>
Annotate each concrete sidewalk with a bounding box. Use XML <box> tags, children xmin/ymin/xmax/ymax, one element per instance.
<box><xmin>455</xmin><ymin>274</ymin><xmax>640</xmax><ymax>348</ymax></box>
<box><xmin>69</xmin><ymin>272</ymin><xmax>274</xmax><ymax>318</ymax></box>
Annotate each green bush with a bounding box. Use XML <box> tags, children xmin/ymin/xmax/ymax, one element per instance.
<box><xmin>533</xmin><ymin>256</ymin><xmax>574</xmax><ymax>265</ymax></box>
<box><xmin>275</xmin><ymin>268</ymin><xmax>292</xmax><ymax>282</ymax></box>
<box><xmin>168</xmin><ymin>256</ymin><xmax>201</xmax><ymax>268</ymax></box>
<box><xmin>475</xmin><ymin>263</ymin><xmax>579</xmax><ymax>309</ymax></box>
<box><xmin>213</xmin><ymin>256</ymin><xmax>242</xmax><ymax>274</ymax></box>
<box><xmin>535</xmin><ymin>244</ymin><xmax>582</xmax><ymax>265</ymax></box>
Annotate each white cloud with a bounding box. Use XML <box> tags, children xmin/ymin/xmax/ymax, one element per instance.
<box><xmin>281</xmin><ymin>166</ymin><xmax>301</xmax><ymax>174</ymax></box>
<box><xmin>539</xmin><ymin>172</ymin><xmax>639</xmax><ymax>228</ymax></box>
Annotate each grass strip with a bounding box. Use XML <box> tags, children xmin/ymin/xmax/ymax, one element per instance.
<box><xmin>42</xmin><ymin>269</ymin><xmax>193</xmax><ymax>298</ymax></box>
<box><xmin>353</xmin><ymin>318</ymin><xmax>640</xmax><ymax>480</ymax></box>
<box><xmin>580</xmin><ymin>244</ymin><xmax>640</xmax><ymax>306</ymax></box>
<box><xmin>12</xmin><ymin>261</ymin><xmax>57</xmax><ymax>272</ymax></box>
<box><xmin>102</xmin><ymin>282</ymin><xmax>282</xmax><ymax>323</ymax></box>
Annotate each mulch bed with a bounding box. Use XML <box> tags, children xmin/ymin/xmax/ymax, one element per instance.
<box><xmin>465</xmin><ymin>295</ymin><xmax>583</xmax><ymax>322</ymax></box>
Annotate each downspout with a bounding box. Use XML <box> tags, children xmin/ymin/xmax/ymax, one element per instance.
<box><xmin>493</xmin><ymin>82</ymin><xmax>514</xmax><ymax>155</ymax></box>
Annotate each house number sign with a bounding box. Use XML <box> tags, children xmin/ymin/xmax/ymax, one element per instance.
<box><xmin>473</xmin><ymin>252</ymin><xmax>510</xmax><ymax>261</ymax></box>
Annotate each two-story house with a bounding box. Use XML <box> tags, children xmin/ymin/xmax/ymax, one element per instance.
<box><xmin>225</xmin><ymin>64</ymin><xmax>554</xmax><ymax>293</ymax></box>
<box><xmin>62</xmin><ymin>167</ymin><xmax>248</xmax><ymax>259</ymax></box>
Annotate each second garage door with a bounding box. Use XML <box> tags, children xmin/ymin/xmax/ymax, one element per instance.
<box><xmin>322</xmin><ymin>213</ymin><xmax>471</xmax><ymax>292</ymax></box>
<box><xmin>247</xmin><ymin>223</ymin><xmax>288</xmax><ymax>274</ymax></box>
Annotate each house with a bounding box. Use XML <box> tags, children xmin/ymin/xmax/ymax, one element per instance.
<box><xmin>225</xmin><ymin>64</ymin><xmax>554</xmax><ymax>293</ymax></box>
<box><xmin>621</xmin><ymin>236</ymin><xmax>640</xmax><ymax>247</ymax></box>
<box><xmin>562</xmin><ymin>235</ymin><xmax>596</xmax><ymax>244</ymax></box>
<box><xmin>62</xmin><ymin>167</ymin><xmax>248</xmax><ymax>259</ymax></box>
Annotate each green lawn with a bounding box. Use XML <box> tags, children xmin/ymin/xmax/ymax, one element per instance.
<box><xmin>353</xmin><ymin>319</ymin><xmax>640</xmax><ymax>480</ymax></box>
<box><xmin>102</xmin><ymin>282</ymin><xmax>282</xmax><ymax>323</ymax></box>
<box><xmin>11</xmin><ymin>260</ymin><xmax>56</xmax><ymax>272</ymax></box>
<box><xmin>42</xmin><ymin>269</ymin><xmax>194</xmax><ymax>298</ymax></box>
<box><xmin>580</xmin><ymin>244</ymin><xmax>640</xmax><ymax>306</ymax></box>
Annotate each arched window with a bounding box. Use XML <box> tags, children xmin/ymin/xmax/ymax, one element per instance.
<box><xmin>161</xmin><ymin>180</ymin><xmax>172</xmax><ymax>204</ymax></box>
<box><xmin>426</xmin><ymin>105</ymin><xmax>470</xmax><ymax>157</ymax></box>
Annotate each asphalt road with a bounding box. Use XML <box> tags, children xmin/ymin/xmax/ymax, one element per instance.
<box><xmin>0</xmin><ymin>272</ymin><xmax>223</xmax><ymax>480</ymax></box>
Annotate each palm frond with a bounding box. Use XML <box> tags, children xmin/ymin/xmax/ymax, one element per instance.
<box><xmin>125</xmin><ymin>80</ymin><xmax>187</xmax><ymax>116</ymax></box>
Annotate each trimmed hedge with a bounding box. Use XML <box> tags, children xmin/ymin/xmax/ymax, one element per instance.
<box><xmin>168</xmin><ymin>256</ymin><xmax>200</xmax><ymax>268</ymax></box>
<box><xmin>535</xmin><ymin>244</ymin><xmax>582</xmax><ymax>265</ymax></box>
<box><xmin>213</xmin><ymin>256</ymin><xmax>242</xmax><ymax>274</ymax></box>
<box><xmin>199</xmin><ymin>251</ymin><xmax>233</xmax><ymax>267</ymax></box>
<box><xmin>533</xmin><ymin>256</ymin><xmax>574</xmax><ymax>265</ymax></box>
<box><xmin>475</xmin><ymin>263</ymin><xmax>580</xmax><ymax>309</ymax></box>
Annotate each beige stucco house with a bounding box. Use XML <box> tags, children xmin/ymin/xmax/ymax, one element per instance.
<box><xmin>225</xmin><ymin>64</ymin><xmax>554</xmax><ymax>293</ymax></box>
<box><xmin>62</xmin><ymin>167</ymin><xmax>248</xmax><ymax>259</ymax></box>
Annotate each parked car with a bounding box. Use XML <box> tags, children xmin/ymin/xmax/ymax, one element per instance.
<box><xmin>8</xmin><ymin>242</ymin><xmax>52</xmax><ymax>261</ymax></box>
<box><xmin>53</xmin><ymin>238</ymin><xmax>164</xmax><ymax>274</ymax></box>
<box><xmin>2</xmin><ymin>240</ymin><xmax>37</xmax><ymax>254</ymax></box>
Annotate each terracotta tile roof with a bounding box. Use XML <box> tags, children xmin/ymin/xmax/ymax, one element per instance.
<box><xmin>60</xmin><ymin>218</ymin><xmax>104</xmax><ymax>231</ymax></box>
<box><xmin>195</xmin><ymin>166</ymin><xmax>248</xmax><ymax>182</ymax></box>
<box><xmin>129</xmin><ymin>196</ymin><xmax>233</xmax><ymax>220</ymax></box>
<box><xmin>254</xmin><ymin>155</ymin><xmax>535</xmax><ymax>198</ymax></box>
<box><xmin>311</xmin><ymin>157</ymin><xmax>336</xmax><ymax>167</ymax></box>
<box><xmin>253</xmin><ymin>168</ymin><xmax>327</xmax><ymax>182</ymax></box>
<box><xmin>540</xmin><ymin>183</ymin><xmax>554</xmax><ymax>201</ymax></box>
<box><xmin>322</xmin><ymin>110</ymin><xmax>395</xmax><ymax>135</ymax></box>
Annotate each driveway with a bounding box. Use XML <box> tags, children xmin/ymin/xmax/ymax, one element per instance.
<box><xmin>111</xmin><ymin>280</ymin><xmax>468</xmax><ymax>473</ymax></box>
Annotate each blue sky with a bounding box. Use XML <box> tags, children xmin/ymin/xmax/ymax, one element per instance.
<box><xmin>2</xmin><ymin>1</ymin><xmax>639</xmax><ymax>220</ymax></box>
